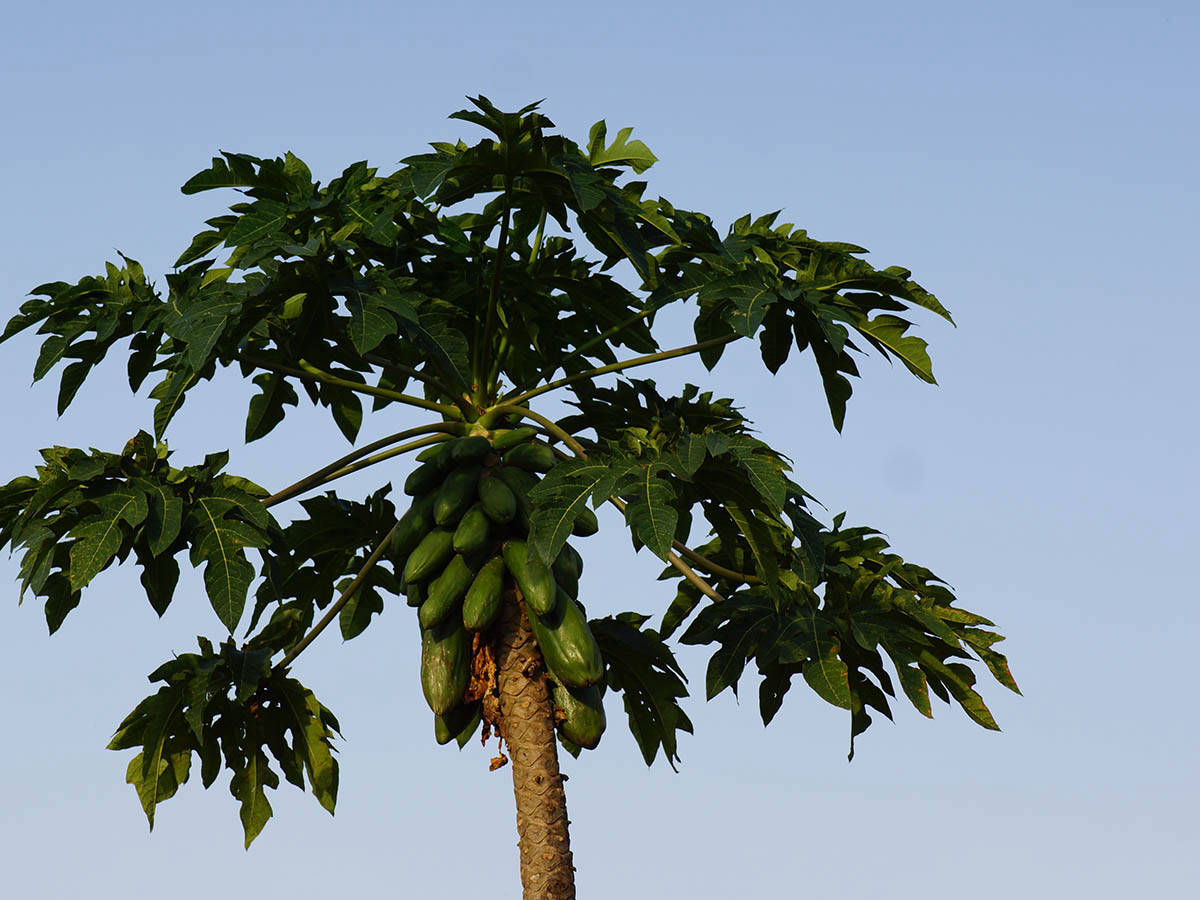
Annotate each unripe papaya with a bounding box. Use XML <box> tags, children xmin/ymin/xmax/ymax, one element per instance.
<box><xmin>489</xmin><ymin>426</ymin><xmax>538</xmax><ymax>451</ymax></box>
<box><xmin>403</xmin><ymin>580</ymin><xmax>425</xmax><ymax>608</ymax></box>
<box><xmin>462</xmin><ymin>556</ymin><xmax>505</xmax><ymax>630</ymax></box>
<box><xmin>502</xmin><ymin>539</ymin><xmax>558</xmax><ymax>616</ymax></box>
<box><xmin>453</xmin><ymin>504</ymin><xmax>491</xmax><ymax>555</ymax></box>
<box><xmin>551</xmin><ymin>679</ymin><xmax>606</xmax><ymax>749</ymax></box>
<box><xmin>528</xmin><ymin>587</ymin><xmax>604</xmax><ymax>687</ymax></box>
<box><xmin>572</xmin><ymin>506</ymin><xmax>599</xmax><ymax>537</ymax></box>
<box><xmin>419</xmin><ymin>553</ymin><xmax>475</xmax><ymax>629</ymax></box>
<box><xmin>415</xmin><ymin>441</ymin><xmax>453</xmax><ymax>467</ymax></box>
<box><xmin>449</xmin><ymin>435</ymin><xmax>492</xmax><ymax>464</ymax></box>
<box><xmin>552</xmin><ymin>543</ymin><xmax>581</xmax><ymax>599</ymax></box>
<box><xmin>494</xmin><ymin>463</ymin><xmax>540</xmax><ymax>494</ymax></box>
<box><xmin>434</xmin><ymin>465</ymin><xmax>481</xmax><ymax>526</ymax></box>
<box><xmin>494</xmin><ymin>465</ymin><xmax>539</xmax><ymax>532</ymax></box>
<box><xmin>420</xmin><ymin>617</ymin><xmax>470</xmax><ymax>716</ymax></box>
<box><xmin>503</xmin><ymin>441</ymin><xmax>556</xmax><ymax>473</ymax></box>
<box><xmin>392</xmin><ymin>492</ymin><xmax>437</xmax><ymax>564</ymax></box>
<box><xmin>404</xmin><ymin>460</ymin><xmax>445</xmax><ymax>496</ymax></box>
<box><xmin>435</xmin><ymin>702</ymin><xmax>482</xmax><ymax>746</ymax></box>
<box><xmin>477</xmin><ymin>474</ymin><xmax>517</xmax><ymax>525</ymax></box>
<box><xmin>402</xmin><ymin>528</ymin><xmax>455</xmax><ymax>584</ymax></box>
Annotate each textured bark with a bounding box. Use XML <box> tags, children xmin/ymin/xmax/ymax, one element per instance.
<box><xmin>491</xmin><ymin>594</ymin><xmax>576</xmax><ymax>900</ymax></box>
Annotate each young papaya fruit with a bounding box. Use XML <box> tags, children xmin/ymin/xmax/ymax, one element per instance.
<box><xmin>404</xmin><ymin>460</ymin><xmax>445</xmax><ymax>496</ymax></box>
<box><xmin>415</xmin><ymin>441</ymin><xmax>453</xmax><ymax>467</ymax></box>
<box><xmin>572</xmin><ymin>506</ymin><xmax>599</xmax><ymax>537</ymax></box>
<box><xmin>551</xmin><ymin>545</ymin><xmax>580</xmax><ymax>599</ymax></box>
<box><xmin>462</xmin><ymin>555</ymin><xmax>505</xmax><ymax>630</ymax></box>
<box><xmin>551</xmin><ymin>679</ymin><xmax>606</xmax><ymax>749</ymax></box>
<box><xmin>392</xmin><ymin>492</ymin><xmax>437</xmax><ymax>565</ymax></box>
<box><xmin>402</xmin><ymin>528</ymin><xmax>455</xmax><ymax>584</ymax></box>
<box><xmin>503</xmin><ymin>441</ymin><xmax>556</xmax><ymax>473</ymax></box>
<box><xmin>420</xmin><ymin>617</ymin><xmax>470</xmax><ymax>716</ymax></box>
<box><xmin>489</xmin><ymin>426</ymin><xmax>538</xmax><ymax>451</ymax></box>
<box><xmin>434</xmin><ymin>465</ymin><xmax>481</xmax><ymax>526</ymax></box>
<box><xmin>449</xmin><ymin>435</ymin><xmax>493</xmax><ymax>463</ymax></box>
<box><xmin>502</xmin><ymin>539</ymin><xmax>558</xmax><ymax>616</ymax></box>
<box><xmin>528</xmin><ymin>587</ymin><xmax>604</xmax><ymax>687</ymax></box>
<box><xmin>453</xmin><ymin>504</ymin><xmax>491</xmax><ymax>555</ymax></box>
<box><xmin>435</xmin><ymin>702</ymin><xmax>482</xmax><ymax>746</ymax></box>
<box><xmin>419</xmin><ymin>553</ymin><xmax>475</xmax><ymax>629</ymax></box>
<box><xmin>403</xmin><ymin>580</ymin><xmax>425</xmax><ymax>608</ymax></box>
<box><xmin>477</xmin><ymin>474</ymin><xmax>517</xmax><ymax>524</ymax></box>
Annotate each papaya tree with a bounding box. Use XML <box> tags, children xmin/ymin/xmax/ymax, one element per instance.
<box><xmin>0</xmin><ymin>97</ymin><xmax>1018</xmax><ymax>900</ymax></box>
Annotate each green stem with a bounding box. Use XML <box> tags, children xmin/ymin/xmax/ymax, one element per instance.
<box><xmin>528</xmin><ymin>210</ymin><xmax>547</xmax><ymax>269</ymax></box>
<box><xmin>485</xmin><ymin>332</ymin><xmax>510</xmax><ymax>395</ymax></box>
<box><xmin>237</xmin><ymin>353</ymin><xmax>462</xmax><ymax>417</ymax></box>
<box><xmin>554</xmin><ymin>303</ymin><xmax>661</xmax><ymax>373</ymax></box>
<box><xmin>362</xmin><ymin>353</ymin><xmax>457</xmax><ymax>399</ymax></box>
<box><xmin>605</xmin><ymin>495</ymin><xmax>751</xmax><ymax>590</ymax></box>
<box><xmin>503</xmin><ymin>334</ymin><xmax>739</xmax><ymax>406</ymax></box>
<box><xmin>476</xmin><ymin>178</ymin><xmax>513</xmax><ymax>400</ymax></box>
<box><xmin>316</xmin><ymin>435</ymin><xmax>443</xmax><ymax>485</ymax></box>
<box><xmin>296</xmin><ymin>359</ymin><xmax>461</xmax><ymax>416</ymax></box>
<box><xmin>263</xmin><ymin>422</ymin><xmax>462</xmax><ymax>508</ymax></box>
<box><xmin>488</xmin><ymin>405</ymin><xmax>589</xmax><ymax>457</ymax></box>
<box><xmin>275</xmin><ymin>522</ymin><xmax>399</xmax><ymax>672</ymax></box>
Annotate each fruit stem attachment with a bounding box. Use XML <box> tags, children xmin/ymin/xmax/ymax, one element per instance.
<box><xmin>486</xmin><ymin>405</ymin><xmax>588</xmax><ymax>457</ymax></box>
<box><xmin>274</xmin><ymin>521</ymin><xmax>399</xmax><ymax>672</ymax></box>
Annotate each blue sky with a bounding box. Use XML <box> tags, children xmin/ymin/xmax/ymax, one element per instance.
<box><xmin>2</xmin><ymin>1</ymin><xmax>1196</xmax><ymax>897</ymax></box>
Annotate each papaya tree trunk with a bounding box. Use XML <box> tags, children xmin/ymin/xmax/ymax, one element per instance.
<box><xmin>492</xmin><ymin>592</ymin><xmax>576</xmax><ymax>899</ymax></box>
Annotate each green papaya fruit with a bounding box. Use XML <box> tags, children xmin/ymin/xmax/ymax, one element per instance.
<box><xmin>402</xmin><ymin>528</ymin><xmax>455</xmax><ymax>584</ymax></box>
<box><xmin>415</xmin><ymin>441</ymin><xmax>453</xmax><ymax>466</ymax></box>
<box><xmin>502</xmin><ymin>539</ymin><xmax>558</xmax><ymax>616</ymax></box>
<box><xmin>572</xmin><ymin>506</ymin><xmax>599</xmax><ymax>537</ymax></box>
<box><xmin>528</xmin><ymin>587</ymin><xmax>604</xmax><ymax>687</ymax></box>
<box><xmin>477</xmin><ymin>474</ymin><xmax>517</xmax><ymax>524</ymax></box>
<box><xmin>420</xmin><ymin>617</ymin><xmax>471</xmax><ymax>716</ymax></box>
<box><xmin>494</xmin><ymin>465</ymin><xmax>539</xmax><ymax>531</ymax></box>
<box><xmin>551</xmin><ymin>542</ymin><xmax>583</xmax><ymax>598</ymax></box>
<box><xmin>403</xmin><ymin>580</ymin><xmax>425</xmax><ymax>608</ymax></box>
<box><xmin>391</xmin><ymin>492</ymin><xmax>438</xmax><ymax>565</ymax></box>
<box><xmin>453</xmin><ymin>504</ymin><xmax>491</xmax><ymax>555</ymax></box>
<box><xmin>404</xmin><ymin>460</ymin><xmax>445</xmax><ymax>496</ymax></box>
<box><xmin>435</xmin><ymin>702</ymin><xmax>482</xmax><ymax>746</ymax></box>
<box><xmin>463</xmin><ymin>556</ymin><xmax>505</xmax><ymax>630</ymax></box>
<box><xmin>449</xmin><ymin>435</ymin><xmax>493</xmax><ymax>463</ymax></box>
<box><xmin>420</xmin><ymin>619</ymin><xmax>470</xmax><ymax>715</ymax></box>
<box><xmin>419</xmin><ymin>553</ymin><xmax>475</xmax><ymax>629</ymax></box>
<box><xmin>551</xmin><ymin>679</ymin><xmax>606</xmax><ymax>750</ymax></box>
<box><xmin>503</xmin><ymin>441</ymin><xmax>556</xmax><ymax>473</ymax></box>
<box><xmin>434</xmin><ymin>465</ymin><xmax>481</xmax><ymax>526</ymax></box>
<box><xmin>489</xmin><ymin>426</ymin><xmax>538</xmax><ymax>451</ymax></box>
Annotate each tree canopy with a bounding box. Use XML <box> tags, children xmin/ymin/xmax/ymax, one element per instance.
<box><xmin>0</xmin><ymin>97</ymin><xmax>1016</xmax><ymax>896</ymax></box>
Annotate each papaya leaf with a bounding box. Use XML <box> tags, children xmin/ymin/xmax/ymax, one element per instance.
<box><xmin>68</xmin><ymin>487</ymin><xmax>149</xmax><ymax>590</ymax></box>
<box><xmin>528</xmin><ymin>457</ymin><xmax>627</xmax><ymax>564</ymax></box>
<box><xmin>591</xmin><ymin>614</ymin><xmax>692</xmax><ymax>769</ymax></box>
<box><xmin>586</xmin><ymin>121</ymin><xmax>658</xmax><ymax>173</ymax></box>
<box><xmin>615</xmin><ymin>463</ymin><xmax>677</xmax><ymax>561</ymax></box>
<box><xmin>276</xmin><ymin>678</ymin><xmax>340</xmax><ymax>814</ymax></box>
<box><xmin>231</xmin><ymin>744</ymin><xmax>278</xmax><ymax>849</ymax></box>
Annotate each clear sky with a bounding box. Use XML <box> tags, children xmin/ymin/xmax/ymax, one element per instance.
<box><xmin>2</xmin><ymin>1</ymin><xmax>1196</xmax><ymax>897</ymax></box>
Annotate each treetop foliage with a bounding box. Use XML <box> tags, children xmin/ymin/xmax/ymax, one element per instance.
<box><xmin>0</xmin><ymin>96</ymin><xmax>1015</xmax><ymax>846</ymax></box>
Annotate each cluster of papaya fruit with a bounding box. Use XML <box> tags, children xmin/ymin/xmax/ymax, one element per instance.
<box><xmin>392</xmin><ymin>427</ymin><xmax>607</xmax><ymax>751</ymax></box>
